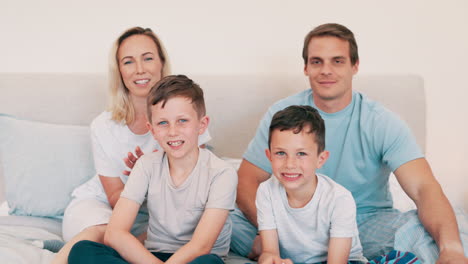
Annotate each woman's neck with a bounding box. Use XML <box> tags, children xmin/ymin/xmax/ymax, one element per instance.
<box><xmin>128</xmin><ymin>95</ymin><xmax>149</xmax><ymax>135</ymax></box>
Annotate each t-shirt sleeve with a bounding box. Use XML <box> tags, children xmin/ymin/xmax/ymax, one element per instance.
<box><xmin>372</xmin><ymin>111</ymin><xmax>424</xmax><ymax>172</ymax></box>
<box><xmin>205</xmin><ymin>166</ymin><xmax>238</xmax><ymax>211</ymax></box>
<box><xmin>329</xmin><ymin>190</ymin><xmax>358</xmax><ymax>238</ymax></box>
<box><xmin>256</xmin><ymin>181</ymin><xmax>276</xmax><ymax>231</ymax></box>
<box><xmin>120</xmin><ymin>157</ymin><xmax>150</xmax><ymax>205</ymax></box>
<box><xmin>243</xmin><ymin>108</ymin><xmax>275</xmax><ymax>174</ymax></box>
<box><xmin>90</xmin><ymin>122</ymin><xmax>121</xmax><ymax>177</ymax></box>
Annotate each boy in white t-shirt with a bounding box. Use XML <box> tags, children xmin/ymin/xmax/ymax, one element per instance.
<box><xmin>68</xmin><ymin>75</ymin><xmax>237</xmax><ymax>264</ymax></box>
<box><xmin>256</xmin><ymin>105</ymin><xmax>367</xmax><ymax>264</ymax></box>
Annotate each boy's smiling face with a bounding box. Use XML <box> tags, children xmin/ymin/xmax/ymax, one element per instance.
<box><xmin>266</xmin><ymin>128</ymin><xmax>329</xmax><ymax>193</ymax></box>
<box><xmin>148</xmin><ymin>96</ymin><xmax>208</xmax><ymax>161</ymax></box>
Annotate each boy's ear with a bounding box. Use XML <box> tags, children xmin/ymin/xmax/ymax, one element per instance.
<box><xmin>316</xmin><ymin>150</ymin><xmax>329</xmax><ymax>169</ymax></box>
<box><xmin>198</xmin><ymin>115</ymin><xmax>210</xmax><ymax>135</ymax></box>
<box><xmin>146</xmin><ymin>122</ymin><xmax>155</xmax><ymax>135</ymax></box>
<box><xmin>265</xmin><ymin>148</ymin><xmax>272</xmax><ymax>161</ymax></box>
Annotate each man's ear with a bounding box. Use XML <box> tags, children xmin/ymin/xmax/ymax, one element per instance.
<box><xmin>316</xmin><ymin>150</ymin><xmax>329</xmax><ymax>169</ymax></box>
<box><xmin>265</xmin><ymin>148</ymin><xmax>272</xmax><ymax>161</ymax></box>
<box><xmin>198</xmin><ymin>115</ymin><xmax>210</xmax><ymax>135</ymax></box>
<box><xmin>352</xmin><ymin>60</ymin><xmax>359</xmax><ymax>75</ymax></box>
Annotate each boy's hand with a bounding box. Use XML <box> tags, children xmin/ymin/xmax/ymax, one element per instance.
<box><xmin>258</xmin><ymin>252</ymin><xmax>293</xmax><ymax>264</ymax></box>
<box><xmin>123</xmin><ymin>146</ymin><xmax>157</xmax><ymax>176</ymax></box>
<box><xmin>247</xmin><ymin>234</ymin><xmax>262</xmax><ymax>260</ymax></box>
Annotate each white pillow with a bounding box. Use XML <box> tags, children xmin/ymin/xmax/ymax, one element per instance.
<box><xmin>0</xmin><ymin>114</ymin><xmax>95</xmax><ymax>217</ymax></box>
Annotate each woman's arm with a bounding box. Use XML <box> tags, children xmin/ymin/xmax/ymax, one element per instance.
<box><xmin>99</xmin><ymin>175</ymin><xmax>125</xmax><ymax>208</ymax></box>
<box><xmin>165</xmin><ymin>208</ymin><xmax>228</xmax><ymax>264</ymax></box>
<box><xmin>91</xmin><ymin>123</ymin><xmax>126</xmax><ymax>208</ymax></box>
<box><xmin>104</xmin><ymin>197</ymin><xmax>162</xmax><ymax>264</ymax></box>
<box><xmin>327</xmin><ymin>237</ymin><xmax>352</xmax><ymax>264</ymax></box>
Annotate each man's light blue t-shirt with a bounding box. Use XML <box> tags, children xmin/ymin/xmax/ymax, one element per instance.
<box><xmin>243</xmin><ymin>89</ymin><xmax>423</xmax><ymax>214</ymax></box>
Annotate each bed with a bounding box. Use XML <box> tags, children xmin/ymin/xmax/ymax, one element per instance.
<box><xmin>0</xmin><ymin>73</ymin><xmax>457</xmax><ymax>263</ymax></box>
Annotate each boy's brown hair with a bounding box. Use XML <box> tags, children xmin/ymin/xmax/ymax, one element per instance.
<box><xmin>147</xmin><ymin>75</ymin><xmax>206</xmax><ymax>122</ymax></box>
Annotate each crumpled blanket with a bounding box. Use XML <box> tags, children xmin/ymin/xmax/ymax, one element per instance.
<box><xmin>394</xmin><ymin>209</ymin><xmax>468</xmax><ymax>263</ymax></box>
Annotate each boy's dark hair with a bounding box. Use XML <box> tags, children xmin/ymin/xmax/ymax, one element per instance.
<box><xmin>302</xmin><ymin>23</ymin><xmax>359</xmax><ymax>66</ymax></box>
<box><xmin>268</xmin><ymin>105</ymin><xmax>325</xmax><ymax>153</ymax></box>
<box><xmin>147</xmin><ymin>75</ymin><xmax>206</xmax><ymax>122</ymax></box>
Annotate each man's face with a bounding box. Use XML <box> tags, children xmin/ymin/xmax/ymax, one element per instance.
<box><xmin>304</xmin><ymin>36</ymin><xmax>359</xmax><ymax>110</ymax></box>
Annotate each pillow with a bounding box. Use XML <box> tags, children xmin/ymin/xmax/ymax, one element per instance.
<box><xmin>0</xmin><ymin>114</ymin><xmax>95</xmax><ymax>218</ymax></box>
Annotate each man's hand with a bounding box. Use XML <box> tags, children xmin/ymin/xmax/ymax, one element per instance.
<box><xmin>123</xmin><ymin>146</ymin><xmax>157</xmax><ymax>176</ymax></box>
<box><xmin>436</xmin><ymin>248</ymin><xmax>468</xmax><ymax>264</ymax></box>
<box><xmin>395</xmin><ymin>159</ymin><xmax>467</xmax><ymax>264</ymax></box>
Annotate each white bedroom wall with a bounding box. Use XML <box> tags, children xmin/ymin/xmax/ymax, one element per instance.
<box><xmin>2</xmin><ymin>0</ymin><xmax>468</xmax><ymax>210</ymax></box>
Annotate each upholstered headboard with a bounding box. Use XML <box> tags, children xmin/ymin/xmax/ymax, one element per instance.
<box><xmin>0</xmin><ymin>73</ymin><xmax>425</xmax><ymax>204</ymax></box>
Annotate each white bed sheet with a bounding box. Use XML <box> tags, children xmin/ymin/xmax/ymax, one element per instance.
<box><xmin>0</xmin><ymin>225</ymin><xmax>58</xmax><ymax>264</ymax></box>
<box><xmin>0</xmin><ymin>201</ymin><xmax>9</xmax><ymax>216</ymax></box>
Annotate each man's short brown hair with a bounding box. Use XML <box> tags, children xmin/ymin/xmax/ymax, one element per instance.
<box><xmin>302</xmin><ymin>23</ymin><xmax>359</xmax><ymax>66</ymax></box>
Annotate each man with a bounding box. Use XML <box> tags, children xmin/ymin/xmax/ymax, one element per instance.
<box><xmin>231</xmin><ymin>23</ymin><xmax>467</xmax><ymax>263</ymax></box>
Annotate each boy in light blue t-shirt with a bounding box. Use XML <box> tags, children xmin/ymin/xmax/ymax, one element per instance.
<box><xmin>256</xmin><ymin>105</ymin><xmax>366</xmax><ymax>264</ymax></box>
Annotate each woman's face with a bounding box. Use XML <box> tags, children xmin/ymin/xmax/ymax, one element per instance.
<box><xmin>117</xmin><ymin>34</ymin><xmax>163</xmax><ymax>98</ymax></box>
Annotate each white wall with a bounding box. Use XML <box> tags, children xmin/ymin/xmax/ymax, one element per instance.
<box><xmin>2</xmin><ymin>0</ymin><xmax>467</xmax><ymax>209</ymax></box>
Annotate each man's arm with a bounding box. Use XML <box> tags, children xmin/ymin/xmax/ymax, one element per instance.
<box><xmin>236</xmin><ymin>159</ymin><xmax>271</xmax><ymax>227</ymax></box>
<box><xmin>394</xmin><ymin>158</ymin><xmax>467</xmax><ymax>263</ymax></box>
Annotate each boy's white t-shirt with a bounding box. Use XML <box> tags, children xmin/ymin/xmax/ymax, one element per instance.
<box><xmin>256</xmin><ymin>174</ymin><xmax>366</xmax><ymax>263</ymax></box>
<box><xmin>71</xmin><ymin>111</ymin><xmax>212</xmax><ymax>202</ymax></box>
<box><xmin>121</xmin><ymin>149</ymin><xmax>238</xmax><ymax>256</ymax></box>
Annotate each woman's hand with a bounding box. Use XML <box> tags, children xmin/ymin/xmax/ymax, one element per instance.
<box><xmin>123</xmin><ymin>146</ymin><xmax>157</xmax><ymax>176</ymax></box>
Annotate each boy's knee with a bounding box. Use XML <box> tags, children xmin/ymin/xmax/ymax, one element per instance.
<box><xmin>190</xmin><ymin>254</ymin><xmax>224</xmax><ymax>264</ymax></box>
<box><xmin>68</xmin><ymin>240</ymin><xmax>98</xmax><ymax>264</ymax></box>
<box><xmin>69</xmin><ymin>240</ymin><xmax>120</xmax><ymax>264</ymax></box>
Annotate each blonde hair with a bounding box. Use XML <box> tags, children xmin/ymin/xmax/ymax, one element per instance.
<box><xmin>108</xmin><ymin>27</ymin><xmax>172</xmax><ymax>124</ymax></box>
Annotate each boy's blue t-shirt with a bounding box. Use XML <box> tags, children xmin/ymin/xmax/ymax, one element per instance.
<box><xmin>243</xmin><ymin>89</ymin><xmax>423</xmax><ymax>214</ymax></box>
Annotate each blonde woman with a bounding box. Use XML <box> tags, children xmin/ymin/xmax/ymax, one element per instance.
<box><xmin>53</xmin><ymin>27</ymin><xmax>211</xmax><ymax>264</ymax></box>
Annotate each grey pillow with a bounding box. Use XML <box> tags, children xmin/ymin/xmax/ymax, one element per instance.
<box><xmin>0</xmin><ymin>114</ymin><xmax>95</xmax><ymax>217</ymax></box>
